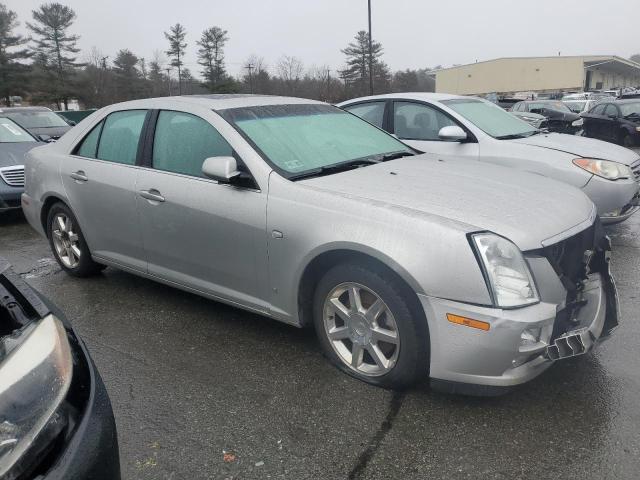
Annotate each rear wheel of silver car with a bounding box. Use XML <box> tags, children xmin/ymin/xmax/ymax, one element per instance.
<box><xmin>313</xmin><ymin>262</ymin><xmax>429</xmax><ymax>389</ymax></box>
<box><xmin>47</xmin><ymin>203</ymin><xmax>105</xmax><ymax>277</ymax></box>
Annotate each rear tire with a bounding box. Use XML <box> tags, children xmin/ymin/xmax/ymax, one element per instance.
<box><xmin>47</xmin><ymin>202</ymin><xmax>105</xmax><ymax>277</ymax></box>
<box><xmin>312</xmin><ymin>262</ymin><xmax>429</xmax><ymax>389</ymax></box>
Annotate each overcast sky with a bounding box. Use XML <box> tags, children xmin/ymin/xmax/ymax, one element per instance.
<box><xmin>7</xmin><ymin>0</ymin><xmax>640</xmax><ymax>78</ymax></box>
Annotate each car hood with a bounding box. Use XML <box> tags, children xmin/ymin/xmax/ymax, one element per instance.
<box><xmin>0</xmin><ymin>142</ymin><xmax>39</xmax><ymax>168</ymax></box>
<box><xmin>26</xmin><ymin>126</ymin><xmax>71</xmax><ymax>139</ymax></box>
<box><xmin>510</xmin><ymin>132</ymin><xmax>640</xmax><ymax>165</ymax></box>
<box><xmin>300</xmin><ymin>155</ymin><xmax>595</xmax><ymax>251</ymax></box>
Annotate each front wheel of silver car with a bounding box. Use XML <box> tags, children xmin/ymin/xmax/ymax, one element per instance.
<box><xmin>313</xmin><ymin>262</ymin><xmax>430</xmax><ymax>389</ymax></box>
<box><xmin>47</xmin><ymin>202</ymin><xmax>105</xmax><ymax>277</ymax></box>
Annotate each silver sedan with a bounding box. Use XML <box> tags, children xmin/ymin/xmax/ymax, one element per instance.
<box><xmin>339</xmin><ymin>93</ymin><xmax>640</xmax><ymax>224</ymax></box>
<box><xmin>22</xmin><ymin>95</ymin><xmax>619</xmax><ymax>394</ymax></box>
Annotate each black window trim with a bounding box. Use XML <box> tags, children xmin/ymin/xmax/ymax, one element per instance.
<box><xmin>389</xmin><ymin>98</ymin><xmax>478</xmax><ymax>143</ymax></box>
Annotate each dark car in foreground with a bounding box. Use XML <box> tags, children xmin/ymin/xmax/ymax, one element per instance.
<box><xmin>582</xmin><ymin>100</ymin><xmax>640</xmax><ymax>148</ymax></box>
<box><xmin>0</xmin><ymin>259</ymin><xmax>120</xmax><ymax>479</ymax></box>
<box><xmin>0</xmin><ymin>107</ymin><xmax>72</xmax><ymax>141</ymax></box>
<box><xmin>511</xmin><ymin>100</ymin><xmax>582</xmax><ymax>134</ymax></box>
<box><xmin>0</xmin><ymin>117</ymin><xmax>40</xmax><ymax>213</ymax></box>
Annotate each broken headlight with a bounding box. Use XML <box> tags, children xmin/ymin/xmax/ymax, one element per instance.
<box><xmin>0</xmin><ymin>315</ymin><xmax>73</xmax><ymax>479</ymax></box>
<box><xmin>472</xmin><ymin>233</ymin><xmax>540</xmax><ymax>308</ymax></box>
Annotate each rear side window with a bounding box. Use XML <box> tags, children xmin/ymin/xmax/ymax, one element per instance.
<box><xmin>152</xmin><ymin>110</ymin><xmax>233</xmax><ymax>177</ymax></box>
<box><xmin>344</xmin><ymin>102</ymin><xmax>385</xmax><ymax>128</ymax></box>
<box><xmin>393</xmin><ymin>101</ymin><xmax>458</xmax><ymax>141</ymax></box>
<box><xmin>97</xmin><ymin>110</ymin><xmax>147</xmax><ymax>165</ymax></box>
<box><xmin>75</xmin><ymin>121</ymin><xmax>103</xmax><ymax>158</ymax></box>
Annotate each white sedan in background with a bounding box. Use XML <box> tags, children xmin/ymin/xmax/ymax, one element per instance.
<box><xmin>339</xmin><ymin>93</ymin><xmax>640</xmax><ymax>224</ymax></box>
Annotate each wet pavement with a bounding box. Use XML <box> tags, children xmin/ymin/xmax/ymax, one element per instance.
<box><xmin>1</xmin><ymin>210</ymin><xmax>639</xmax><ymax>480</ymax></box>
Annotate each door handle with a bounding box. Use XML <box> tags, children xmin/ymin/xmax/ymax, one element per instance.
<box><xmin>70</xmin><ymin>170</ymin><xmax>88</xmax><ymax>182</ymax></box>
<box><xmin>139</xmin><ymin>189</ymin><xmax>165</xmax><ymax>203</ymax></box>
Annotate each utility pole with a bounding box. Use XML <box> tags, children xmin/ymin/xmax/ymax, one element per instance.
<box><xmin>326</xmin><ymin>69</ymin><xmax>331</xmax><ymax>102</ymax></box>
<box><xmin>246</xmin><ymin>64</ymin><xmax>255</xmax><ymax>94</ymax></box>
<box><xmin>165</xmin><ymin>68</ymin><xmax>172</xmax><ymax>96</ymax></box>
<box><xmin>368</xmin><ymin>0</ymin><xmax>374</xmax><ymax>95</ymax></box>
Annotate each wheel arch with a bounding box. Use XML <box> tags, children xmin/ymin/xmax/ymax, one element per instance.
<box><xmin>296</xmin><ymin>244</ymin><xmax>426</xmax><ymax>330</ymax></box>
<box><xmin>40</xmin><ymin>193</ymin><xmax>71</xmax><ymax>237</ymax></box>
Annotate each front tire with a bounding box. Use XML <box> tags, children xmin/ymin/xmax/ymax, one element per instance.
<box><xmin>313</xmin><ymin>262</ymin><xmax>429</xmax><ymax>389</ymax></box>
<box><xmin>47</xmin><ymin>202</ymin><xmax>105</xmax><ymax>277</ymax></box>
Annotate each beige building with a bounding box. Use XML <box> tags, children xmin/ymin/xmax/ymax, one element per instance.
<box><xmin>435</xmin><ymin>56</ymin><xmax>640</xmax><ymax>95</ymax></box>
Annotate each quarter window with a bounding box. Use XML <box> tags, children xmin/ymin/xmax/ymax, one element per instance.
<box><xmin>393</xmin><ymin>102</ymin><xmax>458</xmax><ymax>141</ymax></box>
<box><xmin>97</xmin><ymin>110</ymin><xmax>147</xmax><ymax>165</ymax></box>
<box><xmin>343</xmin><ymin>102</ymin><xmax>385</xmax><ymax>128</ymax></box>
<box><xmin>75</xmin><ymin>121</ymin><xmax>103</xmax><ymax>158</ymax></box>
<box><xmin>152</xmin><ymin>111</ymin><xmax>233</xmax><ymax>177</ymax></box>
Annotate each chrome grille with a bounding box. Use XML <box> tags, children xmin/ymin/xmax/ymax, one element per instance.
<box><xmin>0</xmin><ymin>165</ymin><xmax>25</xmax><ymax>187</ymax></box>
<box><xmin>631</xmin><ymin>158</ymin><xmax>640</xmax><ymax>182</ymax></box>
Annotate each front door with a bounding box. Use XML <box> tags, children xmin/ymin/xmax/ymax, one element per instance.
<box><xmin>391</xmin><ymin>101</ymin><xmax>480</xmax><ymax>160</ymax></box>
<box><xmin>136</xmin><ymin>110</ymin><xmax>269</xmax><ymax>311</ymax></box>
<box><xmin>60</xmin><ymin>110</ymin><xmax>148</xmax><ymax>271</ymax></box>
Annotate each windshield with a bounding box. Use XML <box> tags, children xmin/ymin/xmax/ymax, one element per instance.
<box><xmin>5</xmin><ymin>110</ymin><xmax>69</xmax><ymax>128</ymax></box>
<box><xmin>221</xmin><ymin>104</ymin><xmax>413</xmax><ymax>177</ymax></box>
<box><xmin>528</xmin><ymin>101</ymin><xmax>572</xmax><ymax>113</ymax></box>
<box><xmin>442</xmin><ymin>99</ymin><xmax>538</xmax><ymax>139</ymax></box>
<box><xmin>620</xmin><ymin>102</ymin><xmax>640</xmax><ymax>117</ymax></box>
<box><xmin>0</xmin><ymin>117</ymin><xmax>36</xmax><ymax>143</ymax></box>
<box><xmin>563</xmin><ymin>101</ymin><xmax>587</xmax><ymax>113</ymax></box>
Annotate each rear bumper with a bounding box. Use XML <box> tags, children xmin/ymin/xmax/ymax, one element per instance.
<box><xmin>421</xmin><ymin>253</ymin><xmax>618</xmax><ymax>395</ymax></box>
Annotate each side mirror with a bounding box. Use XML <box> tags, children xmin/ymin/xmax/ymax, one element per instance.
<box><xmin>67</xmin><ymin>120</ymin><xmax>77</xmax><ymax>126</ymax></box>
<box><xmin>607</xmin><ymin>114</ymin><xmax>618</xmax><ymax>120</ymax></box>
<box><xmin>438</xmin><ymin>126</ymin><xmax>467</xmax><ymax>142</ymax></box>
<box><xmin>202</xmin><ymin>156</ymin><xmax>241</xmax><ymax>183</ymax></box>
<box><xmin>37</xmin><ymin>134</ymin><xmax>54</xmax><ymax>143</ymax></box>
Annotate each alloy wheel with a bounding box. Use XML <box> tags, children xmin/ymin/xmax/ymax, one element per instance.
<box><xmin>323</xmin><ymin>282</ymin><xmax>400</xmax><ymax>376</ymax></box>
<box><xmin>51</xmin><ymin>213</ymin><xmax>82</xmax><ymax>269</ymax></box>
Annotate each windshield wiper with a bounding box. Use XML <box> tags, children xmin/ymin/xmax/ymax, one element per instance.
<box><xmin>376</xmin><ymin>150</ymin><xmax>416</xmax><ymax>162</ymax></box>
<box><xmin>289</xmin><ymin>158</ymin><xmax>381</xmax><ymax>181</ymax></box>
<box><xmin>495</xmin><ymin>131</ymin><xmax>540</xmax><ymax>140</ymax></box>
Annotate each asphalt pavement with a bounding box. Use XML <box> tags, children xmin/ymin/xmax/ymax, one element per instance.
<box><xmin>1</xmin><ymin>208</ymin><xmax>639</xmax><ymax>480</ymax></box>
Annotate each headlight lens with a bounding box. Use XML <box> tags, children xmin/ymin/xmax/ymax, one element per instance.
<box><xmin>472</xmin><ymin>233</ymin><xmax>539</xmax><ymax>308</ymax></box>
<box><xmin>0</xmin><ymin>315</ymin><xmax>73</xmax><ymax>479</ymax></box>
<box><xmin>572</xmin><ymin>158</ymin><xmax>633</xmax><ymax>180</ymax></box>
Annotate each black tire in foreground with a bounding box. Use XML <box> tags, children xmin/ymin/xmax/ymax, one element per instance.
<box><xmin>46</xmin><ymin>202</ymin><xmax>105</xmax><ymax>277</ymax></box>
<box><xmin>313</xmin><ymin>261</ymin><xmax>430</xmax><ymax>389</ymax></box>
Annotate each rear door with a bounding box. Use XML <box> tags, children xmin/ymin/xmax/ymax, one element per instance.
<box><xmin>136</xmin><ymin>109</ymin><xmax>269</xmax><ymax>311</ymax></box>
<box><xmin>390</xmin><ymin>100</ymin><xmax>479</xmax><ymax>159</ymax></box>
<box><xmin>60</xmin><ymin>110</ymin><xmax>148</xmax><ymax>271</ymax></box>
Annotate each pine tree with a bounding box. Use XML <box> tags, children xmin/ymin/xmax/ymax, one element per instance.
<box><xmin>340</xmin><ymin>30</ymin><xmax>390</xmax><ymax>96</ymax></box>
<box><xmin>197</xmin><ymin>26</ymin><xmax>228</xmax><ymax>92</ymax></box>
<box><xmin>0</xmin><ymin>3</ymin><xmax>31</xmax><ymax>105</ymax></box>
<box><xmin>112</xmin><ymin>48</ymin><xmax>140</xmax><ymax>101</ymax></box>
<box><xmin>164</xmin><ymin>23</ymin><xmax>187</xmax><ymax>94</ymax></box>
<box><xmin>27</xmin><ymin>2</ymin><xmax>81</xmax><ymax>109</ymax></box>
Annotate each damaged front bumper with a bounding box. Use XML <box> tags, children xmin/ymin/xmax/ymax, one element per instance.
<box><xmin>421</xmin><ymin>235</ymin><xmax>619</xmax><ymax>396</ymax></box>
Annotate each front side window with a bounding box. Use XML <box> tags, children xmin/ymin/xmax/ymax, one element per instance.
<box><xmin>620</xmin><ymin>102</ymin><xmax>640</xmax><ymax>118</ymax></box>
<box><xmin>75</xmin><ymin>121</ymin><xmax>103</xmax><ymax>158</ymax></box>
<box><xmin>97</xmin><ymin>110</ymin><xmax>147</xmax><ymax>165</ymax></box>
<box><xmin>591</xmin><ymin>104</ymin><xmax>607</xmax><ymax>115</ymax></box>
<box><xmin>604</xmin><ymin>104</ymin><xmax>619</xmax><ymax>118</ymax></box>
<box><xmin>152</xmin><ymin>111</ymin><xmax>233</xmax><ymax>177</ymax></box>
<box><xmin>443</xmin><ymin>99</ymin><xmax>538</xmax><ymax>139</ymax></box>
<box><xmin>393</xmin><ymin>102</ymin><xmax>458</xmax><ymax>141</ymax></box>
<box><xmin>221</xmin><ymin>104</ymin><xmax>412</xmax><ymax>176</ymax></box>
<box><xmin>0</xmin><ymin>117</ymin><xmax>36</xmax><ymax>143</ymax></box>
<box><xmin>344</xmin><ymin>102</ymin><xmax>385</xmax><ymax>128</ymax></box>
<box><xmin>5</xmin><ymin>110</ymin><xmax>69</xmax><ymax>129</ymax></box>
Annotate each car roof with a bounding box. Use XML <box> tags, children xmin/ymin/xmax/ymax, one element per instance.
<box><xmin>0</xmin><ymin>106</ymin><xmax>54</xmax><ymax>113</ymax></box>
<box><xmin>339</xmin><ymin>92</ymin><xmax>470</xmax><ymax>104</ymax></box>
<box><xmin>101</xmin><ymin>94</ymin><xmax>326</xmax><ymax>112</ymax></box>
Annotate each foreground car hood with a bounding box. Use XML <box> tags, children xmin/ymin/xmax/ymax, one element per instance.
<box><xmin>0</xmin><ymin>142</ymin><xmax>39</xmax><ymax>167</ymax></box>
<box><xmin>300</xmin><ymin>155</ymin><xmax>595</xmax><ymax>251</ymax></box>
<box><xmin>510</xmin><ymin>133</ymin><xmax>640</xmax><ymax>165</ymax></box>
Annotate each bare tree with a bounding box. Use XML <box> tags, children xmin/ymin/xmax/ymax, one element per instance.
<box><xmin>276</xmin><ymin>55</ymin><xmax>303</xmax><ymax>94</ymax></box>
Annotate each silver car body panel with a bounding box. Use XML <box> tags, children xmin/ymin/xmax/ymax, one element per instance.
<box><xmin>21</xmin><ymin>95</ymin><xmax>613</xmax><ymax>388</ymax></box>
<box><xmin>338</xmin><ymin>93</ymin><xmax>640</xmax><ymax>223</ymax></box>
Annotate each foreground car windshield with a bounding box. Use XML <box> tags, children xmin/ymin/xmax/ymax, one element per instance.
<box><xmin>5</xmin><ymin>110</ymin><xmax>69</xmax><ymax>128</ymax></box>
<box><xmin>221</xmin><ymin>104</ymin><xmax>412</xmax><ymax>177</ymax></box>
<box><xmin>442</xmin><ymin>99</ymin><xmax>538</xmax><ymax>139</ymax></box>
<box><xmin>0</xmin><ymin>117</ymin><xmax>37</xmax><ymax>143</ymax></box>
<box><xmin>620</xmin><ymin>102</ymin><xmax>640</xmax><ymax>117</ymax></box>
